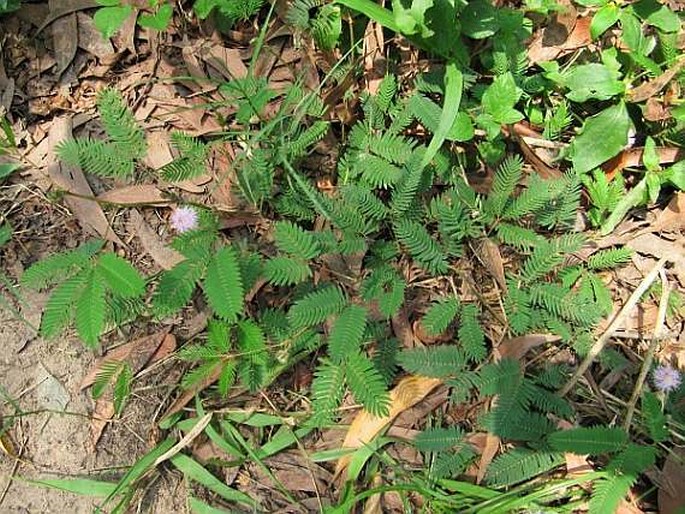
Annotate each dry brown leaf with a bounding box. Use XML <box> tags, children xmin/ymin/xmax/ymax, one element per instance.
<box><xmin>36</xmin><ymin>0</ymin><xmax>97</xmax><ymax>35</ymax></box>
<box><xmin>143</xmin><ymin>131</ymin><xmax>174</xmax><ymax>169</ymax></box>
<box><xmin>128</xmin><ymin>209</ymin><xmax>184</xmax><ymax>270</ymax></box>
<box><xmin>0</xmin><ymin>420</ymin><xmax>17</xmax><ymax>458</ymax></box>
<box><xmin>111</xmin><ymin>10</ymin><xmax>138</xmax><ymax>55</ymax></box>
<box><xmin>49</xmin><ymin>0</ymin><xmax>78</xmax><ymax>75</ymax></box>
<box><xmin>200</xmin><ymin>44</ymin><xmax>248</xmax><ymax>81</ymax></box>
<box><xmin>362</xmin><ymin>475</ymin><xmax>384</xmax><ymax>514</ymax></box>
<box><xmin>644</xmin><ymin>98</ymin><xmax>672</xmax><ymax>122</ymax></box>
<box><xmin>80</xmin><ymin>330</ymin><xmax>173</xmax><ymax>390</ymax></box>
<box><xmin>476</xmin><ymin>433</ymin><xmax>500</xmax><ymax>484</ymax></box>
<box><xmin>47</xmin><ymin>117</ymin><xmax>123</xmax><ymax>245</ymax></box>
<box><xmin>496</xmin><ymin>334</ymin><xmax>560</xmax><ymax>361</ymax></box>
<box><xmin>651</xmin><ymin>193</ymin><xmax>685</xmax><ymax>234</ymax></box>
<box><xmin>161</xmin><ymin>364</ymin><xmax>223</xmax><ymax>420</ymax></box>
<box><xmin>97</xmin><ymin>185</ymin><xmax>170</xmax><ymax>206</ymax></box>
<box><xmin>334</xmin><ymin>376</ymin><xmax>442</xmax><ymax>477</ymax></box>
<box><xmin>474</xmin><ymin>237</ymin><xmax>507</xmax><ymax>292</ymax></box>
<box><xmin>627</xmin><ymin>233</ymin><xmax>685</xmax><ymax>286</ymax></box>
<box><xmin>89</xmin><ymin>399</ymin><xmax>115</xmax><ymax>449</ymax></box>
<box><xmin>76</xmin><ymin>13</ymin><xmax>115</xmax><ymax>59</ymax></box>
<box><xmin>658</xmin><ymin>447</ymin><xmax>685</xmax><ymax>513</ymax></box>
<box><xmin>528</xmin><ymin>14</ymin><xmax>591</xmax><ymax>64</ymax></box>
<box><xmin>391</xmin><ymin>308</ymin><xmax>414</xmax><ymax>348</ymax></box>
<box><xmin>604</xmin><ymin>147</ymin><xmax>684</xmax><ymax>180</ymax></box>
<box><xmin>628</xmin><ymin>57</ymin><xmax>685</xmax><ymax>103</ymax></box>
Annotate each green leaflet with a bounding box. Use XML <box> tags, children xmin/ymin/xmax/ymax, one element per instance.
<box><xmin>203</xmin><ymin>246</ymin><xmax>244</xmax><ymax>322</ymax></box>
<box><xmin>568</xmin><ymin>102</ymin><xmax>631</xmax><ymax>174</ymax></box>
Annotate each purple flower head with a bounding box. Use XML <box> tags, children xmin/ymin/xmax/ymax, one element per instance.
<box><xmin>170</xmin><ymin>206</ymin><xmax>198</xmax><ymax>233</ymax></box>
<box><xmin>653</xmin><ymin>364</ymin><xmax>682</xmax><ymax>393</ymax></box>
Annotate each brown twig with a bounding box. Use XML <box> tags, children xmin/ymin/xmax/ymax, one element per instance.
<box><xmin>559</xmin><ymin>257</ymin><xmax>668</xmax><ymax>397</ymax></box>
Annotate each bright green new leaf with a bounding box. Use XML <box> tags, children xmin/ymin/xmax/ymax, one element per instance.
<box><xmin>662</xmin><ymin>161</ymin><xmax>685</xmax><ymax>190</ymax></box>
<box><xmin>633</xmin><ymin>0</ymin><xmax>681</xmax><ymax>32</ymax></box>
<box><xmin>568</xmin><ymin>102</ymin><xmax>630</xmax><ymax>174</ymax></box>
<box><xmin>75</xmin><ymin>271</ymin><xmax>106</xmax><ymax>347</ymax></box>
<box><xmin>600</xmin><ymin>174</ymin><xmax>648</xmax><ymax>235</ymax></box>
<box><xmin>563</xmin><ymin>63</ymin><xmax>624</xmax><ymax>102</ymax></box>
<box><xmin>94</xmin><ymin>6</ymin><xmax>134</xmax><ymax>40</ymax></box>
<box><xmin>461</xmin><ymin>0</ymin><xmax>498</xmax><ymax>39</ymax></box>
<box><xmin>0</xmin><ymin>162</ymin><xmax>20</xmax><ymax>180</ymax></box>
<box><xmin>25</xmin><ymin>477</ymin><xmax>117</xmax><ymax>497</ymax></box>
<box><xmin>189</xmin><ymin>497</ymin><xmax>233</xmax><ymax>514</ymax></box>
<box><xmin>482</xmin><ymin>72</ymin><xmax>523</xmax><ymax>125</ymax></box>
<box><xmin>642</xmin><ymin>137</ymin><xmax>660</xmax><ymax>172</ymax></box>
<box><xmin>392</xmin><ymin>0</ymin><xmax>434</xmax><ymax>38</ymax></box>
<box><xmin>138</xmin><ymin>3</ymin><xmax>173</xmax><ymax>30</ymax></box>
<box><xmin>590</xmin><ymin>3</ymin><xmax>620</xmax><ymax>39</ymax></box>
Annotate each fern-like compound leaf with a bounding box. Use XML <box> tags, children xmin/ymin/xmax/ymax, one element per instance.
<box><xmin>40</xmin><ymin>273</ymin><xmax>87</xmax><ymax>339</ymax></box>
<box><xmin>21</xmin><ymin>240</ymin><xmax>102</xmax><ymax>290</ymax></box>
<box><xmin>273</xmin><ymin>220</ymin><xmax>321</xmax><ymax>259</ymax></box>
<box><xmin>92</xmin><ymin>360</ymin><xmax>123</xmax><ymax>399</ymax></box>
<box><xmin>520</xmin><ymin>242</ymin><xmax>563</xmax><ymax>283</ymax></box>
<box><xmin>152</xmin><ymin>260</ymin><xmax>203</xmax><ymax>318</ymax></box>
<box><xmin>589</xmin><ymin>473</ymin><xmax>636</xmax><ymax>514</ymax></box>
<box><xmin>391</xmin><ymin>152</ymin><xmax>424</xmax><ymax>215</ymax></box>
<box><xmin>546</xmin><ymin>426</ymin><xmax>628</xmax><ymax>455</ymax></box>
<box><xmin>641</xmin><ymin>391</ymin><xmax>669</xmax><ymax>442</ymax></box>
<box><xmin>113</xmin><ymin>363</ymin><xmax>132</xmax><ymax>415</ymax></box>
<box><xmin>398</xmin><ymin>346</ymin><xmax>465</xmax><ymax>378</ymax></box>
<box><xmin>263</xmin><ymin>256</ymin><xmax>311</xmax><ymax>286</ymax></box>
<box><xmin>414</xmin><ymin>426</ymin><xmax>465</xmax><ymax>452</ymax></box>
<box><xmin>328</xmin><ymin>304</ymin><xmax>368</xmax><ymax>364</ymax></box>
<box><xmin>485</xmin><ymin>448</ymin><xmax>564</xmax><ymax>488</ymax></box>
<box><xmin>218</xmin><ymin>361</ymin><xmax>237</xmax><ymax>397</ymax></box>
<box><xmin>458</xmin><ymin>304</ymin><xmax>486</xmax><ymax>363</ymax></box>
<box><xmin>495</xmin><ymin>223</ymin><xmax>544</xmax><ymax>250</ymax></box>
<box><xmin>345</xmin><ymin>351</ymin><xmax>390</xmax><ymax>417</ymax></box>
<box><xmin>203</xmin><ymin>246</ymin><xmax>244</xmax><ymax>322</ymax></box>
<box><xmin>485</xmin><ymin>154</ymin><xmax>523</xmax><ymax>217</ymax></box>
<box><xmin>431</xmin><ymin>446</ymin><xmax>476</xmax><ymax>480</ymax></box>
<box><xmin>309</xmin><ymin>359</ymin><xmax>347</xmax><ymax>426</ymax></box>
<box><xmin>75</xmin><ymin>270</ymin><xmax>106</xmax><ymax>347</ymax></box>
<box><xmin>287</xmin><ymin>285</ymin><xmax>347</xmax><ymax>329</ymax></box>
<box><xmin>97</xmin><ymin>88</ymin><xmax>146</xmax><ymax>160</ymax></box>
<box><xmin>587</xmin><ymin>247</ymin><xmax>633</xmax><ymax>270</ymax></box>
<box><xmin>57</xmin><ymin>138</ymin><xmax>135</xmax><ymax>177</ymax></box>
<box><xmin>421</xmin><ymin>297</ymin><xmax>460</xmax><ymax>336</ymax></box>
<box><xmin>159</xmin><ymin>133</ymin><xmax>208</xmax><ymax>182</ymax></box>
<box><xmin>237</xmin><ymin>319</ymin><xmax>267</xmax><ymax>391</ymax></box>
<box><xmin>96</xmin><ymin>253</ymin><xmax>145</xmax><ymax>298</ymax></box>
<box><xmin>394</xmin><ymin>218</ymin><xmax>448</xmax><ymax>275</ymax></box>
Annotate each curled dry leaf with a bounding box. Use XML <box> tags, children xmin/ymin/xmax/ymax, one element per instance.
<box><xmin>129</xmin><ymin>209</ymin><xmax>184</xmax><ymax>270</ymax></box>
<box><xmin>651</xmin><ymin>193</ymin><xmax>685</xmax><ymax>234</ymax></box>
<box><xmin>334</xmin><ymin>376</ymin><xmax>442</xmax><ymax>478</ymax></box>
<box><xmin>627</xmin><ymin>57</ymin><xmax>685</xmax><ymax>103</ymax></box>
<box><xmin>658</xmin><ymin>447</ymin><xmax>685</xmax><ymax>514</ymax></box>
<box><xmin>476</xmin><ymin>432</ymin><xmax>500</xmax><ymax>484</ymax></box>
<box><xmin>97</xmin><ymin>184</ymin><xmax>170</xmax><ymax>206</ymax></box>
<box><xmin>496</xmin><ymin>334</ymin><xmax>561</xmax><ymax>361</ymax></box>
<box><xmin>604</xmin><ymin>147</ymin><xmax>684</xmax><ymax>180</ymax></box>
<box><xmin>473</xmin><ymin>237</ymin><xmax>507</xmax><ymax>292</ymax></box>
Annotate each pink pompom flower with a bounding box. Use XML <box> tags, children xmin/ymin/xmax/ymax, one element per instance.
<box><xmin>653</xmin><ymin>364</ymin><xmax>682</xmax><ymax>393</ymax></box>
<box><xmin>170</xmin><ymin>206</ymin><xmax>198</xmax><ymax>233</ymax></box>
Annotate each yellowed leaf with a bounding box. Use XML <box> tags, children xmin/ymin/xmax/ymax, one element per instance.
<box><xmin>334</xmin><ymin>376</ymin><xmax>442</xmax><ymax>477</ymax></box>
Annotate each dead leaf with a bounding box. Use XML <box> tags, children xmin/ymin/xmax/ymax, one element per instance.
<box><xmin>651</xmin><ymin>193</ymin><xmax>685</xmax><ymax>234</ymax></box>
<box><xmin>250</xmin><ymin>451</ymin><xmax>332</xmax><ymax>493</ymax></box>
<box><xmin>496</xmin><ymin>334</ymin><xmax>560</xmax><ymax>361</ymax></box>
<box><xmin>659</xmin><ymin>447</ymin><xmax>685</xmax><ymax>514</ymax></box>
<box><xmin>110</xmin><ymin>10</ymin><xmax>138</xmax><ymax>55</ymax></box>
<box><xmin>604</xmin><ymin>147</ymin><xmax>684</xmax><ymax>180</ymax></box>
<box><xmin>47</xmin><ymin>117</ymin><xmax>123</xmax><ymax>245</ymax></box>
<box><xmin>0</xmin><ymin>420</ymin><xmax>17</xmax><ymax>458</ymax></box>
<box><xmin>143</xmin><ymin>131</ymin><xmax>174</xmax><ymax>169</ymax></box>
<box><xmin>476</xmin><ymin>433</ymin><xmax>500</xmax><ymax>484</ymax></box>
<box><xmin>473</xmin><ymin>237</ymin><xmax>507</xmax><ymax>292</ymax></box>
<box><xmin>49</xmin><ymin>0</ymin><xmax>78</xmax><ymax>75</ymax></box>
<box><xmin>528</xmin><ymin>14</ymin><xmax>591</xmax><ymax>64</ymax></box>
<box><xmin>97</xmin><ymin>185</ymin><xmax>170</xmax><ymax>206</ymax></box>
<box><xmin>334</xmin><ymin>376</ymin><xmax>442</xmax><ymax>477</ymax></box>
<box><xmin>89</xmin><ymin>399</ymin><xmax>115</xmax><ymax>449</ymax></box>
<box><xmin>391</xmin><ymin>308</ymin><xmax>414</xmax><ymax>348</ymax></box>
<box><xmin>129</xmin><ymin>209</ymin><xmax>184</xmax><ymax>270</ymax></box>
<box><xmin>80</xmin><ymin>330</ymin><xmax>173</xmax><ymax>390</ymax></box>
<box><xmin>76</xmin><ymin>13</ymin><xmax>115</xmax><ymax>59</ymax></box>
<box><xmin>36</xmin><ymin>0</ymin><xmax>98</xmax><ymax>35</ymax></box>
<box><xmin>644</xmin><ymin>98</ymin><xmax>672</xmax><ymax>122</ymax></box>
<box><xmin>161</xmin><ymin>364</ymin><xmax>223</xmax><ymax>421</ymax></box>
<box><xmin>200</xmin><ymin>44</ymin><xmax>248</xmax><ymax>81</ymax></box>
<box><xmin>628</xmin><ymin>57</ymin><xmax>685</xmax><ymax>103</ymax></box>
<box><xmin>627</xmin><ymin>233</ymin><xmax>685</xmax><ymax>286</ymax></box>
<box><xmin>362</xmin><ymin>475</ymin><xmax>383</xmax><ymax>514</ymax></box>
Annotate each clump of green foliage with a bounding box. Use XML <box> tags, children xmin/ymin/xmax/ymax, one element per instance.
<box><xmin>15</xmin><ymin>0</ymin><xmax>685</xmax><ymax>511</ymax></box>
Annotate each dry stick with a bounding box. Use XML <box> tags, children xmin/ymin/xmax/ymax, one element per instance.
<box><xmin>559</xmin><ymin>257</ymin><xmax>668</xmax><ymax>398</ymax></box>
<box><xmin>623</xmin><ymin>268</ymin><xmax>670</xmax><ymax>431</ymax></box>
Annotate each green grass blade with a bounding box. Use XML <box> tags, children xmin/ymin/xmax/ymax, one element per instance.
<box><xmin>333</xmin><ymin>0</ymin><xmax>399</xmax><ymax>32</ymax></box>
<box><xmin>171</xmin><ymin>454</ymin><xmax>256</xmax><ymax>507</ymax></box>
<box><xmin>23</xmin><ymin>477</ymin><xmax>117</xmax><ymax>497</ymax></box>
<box><xmin>188</xmin><ymin>497</ymin><xmax>233</xmax><ymax>514</ymax></box>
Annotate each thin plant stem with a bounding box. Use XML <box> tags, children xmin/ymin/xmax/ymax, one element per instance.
<box><xmin>623</xmin><ymin>268</ymin><xmax>670</xmax><ymax>431</ymax></box>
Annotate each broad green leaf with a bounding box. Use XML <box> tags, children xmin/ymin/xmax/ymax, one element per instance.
<box><xmin>633</xmin><ymin>0</ymin><xmax>680</xmax><ymax>32</ymax></box>
<box><xmin>333</xmin><ymin>0</ymin><xmax>399</xmax><ymax>32</ymax></box>
<box><xmin>461</xmin><ymin>0</ymin><xmax>498</xmax><ymax>39</ymax></box>
<box><xmin>193</xmin><ymin>0</ymin><xmax>219</xmax><ymax>19</ymax></box>
<box><xmin>482</xmin><ymin>72</ymin><xmax>523</xmax><ymax>125</ymax></box>
<box><xmin>568</xmin><ymin>102</ymin><xmax>631</xmax><ymax>174</ymax></box>
<box><xmin>562</xmin><ymin>63</ymin><xmax>624</xmax><ymax>102</ymax></box>
<box><xmin>642</xmin><ymin>137</ymin><xmax>660</xmax><ymax>172</ymax></box>
<box><xmin>171</xmin><ymin>454</ymin><xmax>256</xmax><ymax>506</ymax></box>
<box><xmin>25</xmin><ymin>477</ymin><xmax>117</xmax><ymax>497</ymax></box>
<box><xmin>591</xmin><ymin>4</ymin><xmax>620</xmax><ymax>39</ymax></box>
<box><xmin>0</xmin><ymin>162</ymin><xmax>20</xmax><ymax>180</ymax></box>
<box><xmin>94</xmin><ymin>6</ymin><xmax>134</xmax><ymax>39</ymax></box>
<box><xmin>662</xmin><ymin>161</ymin><xmax>685</xmax><ymax>190</ymax></box>
<box><xmin>573</xmin><ymin>0</ymin><xmax>607</xmax><ymax>5</ymax></box>
<box><xmin>138</xmin><ymin>3</ymin><xmax>173</xmax><ymax>30</ymax></box>
<box><xmin>97</xmin><ymin>253</ymin><xmax>145</xmax><ymax>298</ymax></box>
<box><xmin>392</xmin><ymin>0</ymin><xmax>434</xmax><ymax>38</ymax></box>
<box><xmin>645</xmin><ymin>171</ymin><xmax>661</xmax><ymax>204</ymax></box>
<box><xmin>450</xmin><ymin>112</ymin><xmax>474</xmax><ymax>142</ymax></box>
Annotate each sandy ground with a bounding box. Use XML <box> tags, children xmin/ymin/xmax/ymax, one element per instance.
<box><xmin>0</xmin><ymin>300</ymin><xmax>186</xmax><ymax>513</ymax></box>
